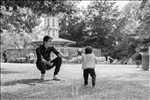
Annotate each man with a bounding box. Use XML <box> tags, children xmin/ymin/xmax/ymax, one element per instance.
<box><xmin>132</xmin><ymin>48</ymin><xmax>142</xmax><ymax>68</ymax></box>
<box><xmin>3</xmin><ymin>50</ymin><xmax>7</xmax><ymax>63</ymax></box>
<box><xmin>36</xmin><ymin>35</ymin><xmax>69</xmax><ymax>80</ymax></box>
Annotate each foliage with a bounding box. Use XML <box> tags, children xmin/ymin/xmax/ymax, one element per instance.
<box><xmin>59</xmin><ymin>14</ymin><xmax>86</xmax><ymax>47</ymax></box>
<box><xmin>1</xmin><ymin>0</ymin><xmax>149</xmax><ymax>59</ymax></box>
<box><xmin>137</xmin><ymin>0</ymin><xmax>150</xmax><ymax>42</ymax></box>
<box><xmin>60</xmin><ymin>0</ymin><xmax>121</xmax><ymax>51</ymax></box>
<box><xmin>1</xmin><ymin>0</ymin><xmax>75</xmax><ymax>33</ymax></box>
<box><xmin>1</xmin><ymin>31</ymin><xmax>32</xmax><ymax>50</ymax></box>
<box><xmin>1</xmin><ymin>0</ymin><xmax>76</xmax><ymax>49</ymax></box>
<box><xmin>1</xmin><ymin>7</ymin><xmax>40</xmax><ymax>33</ymax></box>
<box><xmin>1</xmin><ymin>0</ymin><xmax>73</xmax><ymax>16</ymax></box>
<box><xmin>111</xmin><ymin>0</ymin><xmax>150</xmax><ymax>59</ymax></box>
<box><xmin>109</xmin><ymin>1</ymin><xmax>141</xmax><ymax>59</ymax></box>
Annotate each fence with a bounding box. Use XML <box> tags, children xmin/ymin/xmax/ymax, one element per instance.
<box><xmin>4</xmin><ymin>47</ymin><xmax>101</xmax><ymax>63</ymax></box>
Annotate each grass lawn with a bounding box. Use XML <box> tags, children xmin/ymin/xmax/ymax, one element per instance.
<box><xmin>1</xmin><ymin>63</ymin><xmax>150</xmax><ymax>100</ymax></box>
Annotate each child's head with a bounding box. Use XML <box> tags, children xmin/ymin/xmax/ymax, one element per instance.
<box><xmin>85</xmin><ymin>46</ymin><xmax>93</xmax><ymax>54</ymax></box>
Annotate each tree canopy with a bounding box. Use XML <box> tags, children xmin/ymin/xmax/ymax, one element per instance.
<box><xmin>1</xmin><ymin>0</ymin><xmax>75</xmax><ymax>33</ymax></box>
<box><xmin>1</xmin><ymin>0</ymin><xmax>149</xmax><ymax>59</ymax></box>
<box><xmin>1</xmin><ymin>0</ymin><xmax>76</xmax><ymax>49</ymax></box>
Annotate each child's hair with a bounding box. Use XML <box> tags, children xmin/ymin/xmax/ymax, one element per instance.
<box><xmin>85</xmin><ymin>46</ymin><xmax>92</xmax><ymax>54</ymax></box>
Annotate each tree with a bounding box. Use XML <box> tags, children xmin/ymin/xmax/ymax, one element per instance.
<box><xmin>82</xmin><ymin>1</ymin><xmax>120</xmax><ymax>50</ymax></box>
<box><xmin>59</xmin><ymin>14</ymin><xmax>86</xmax><ymax>46</ymax></box>
<box><xmin>1</xmin><ymin>0</ymin><xmax>76</xmax><ymax>49</ymax></box>
<box><xmin>1</xmin><ymin>7</ymin><xmax>40</xmax><ymax>33</ymax></box>
<box><xmin>59</xmin><ymin>1</ymin><xmax>87</xmax><ymax>47</ymax></box>
<box><xmin>138</xmin><ymin>0</ymin><xmax>150</xmax><ymax>41</ymax></box>
<box><xmin>60</xmin><ymin>0</ymin><xmax>123</xmax><ymax>52</ymax></box>
<box><xmin>111</xmin><ymin>0</ymin><xmax>150</xmax><ymax>59</ymax></box>
<box><xmin>1</xmin><ymin>0</ymin><xmax>75</xmax><ymax>33</ymax></box>
<box><xmin>121</xmin><ymin>1</ymin><xmax>141</xmax><ymax>35</ymax></box>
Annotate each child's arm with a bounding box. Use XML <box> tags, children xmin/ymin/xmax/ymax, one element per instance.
<box><xmin>95</xmin><ymin>56</ymin><xmax>106</xmax><ymax>62</ymax></box>
<box><xmin>71</xmin><ymin>50</ymin><xmax>82</xmax><ymax>58</ymax></box>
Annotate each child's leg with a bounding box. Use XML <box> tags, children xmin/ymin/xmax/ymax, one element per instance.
<box><xmin>136</xmin><ymin>60</ymin><xmax>140</xmax><ymax>68</ymax></box>
<box><xmin>89</xmin><ymin>69</ymin><xmax>96</xmax><ymax>87</ymax></box>
<box><xmin>83</xmin><ymin>69</ymin><xmax>89</xmax><ymax>86</ymax></box>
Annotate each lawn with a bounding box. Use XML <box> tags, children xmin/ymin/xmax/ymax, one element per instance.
<box><xmin>1</xmin><ymin>63</ymin><xmax>150</xmax><ymax>100</ymax></box>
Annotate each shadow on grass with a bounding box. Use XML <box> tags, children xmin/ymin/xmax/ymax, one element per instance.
<box><xmin>0</xmin><ymin>68</ymin><xmax>24</xmax><ymax>74</ymax></box>
<box><xmin>1</xmin><ymin>79</ymin><xmax>50</xmax><ymax>86</ymax></box>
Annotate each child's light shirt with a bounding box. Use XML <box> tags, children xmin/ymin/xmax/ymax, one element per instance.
<box><xmin>69</xmin><ymin>53</ymin><xmax>104</xmax><ymax>69</ymax></box>
<box><xmin>82</xmin><ymin>53</ymin><xmax>96</xmax><ymax>69</ymax></box>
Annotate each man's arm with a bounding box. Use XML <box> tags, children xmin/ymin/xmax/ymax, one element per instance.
<box><xmin>52</xmin><ymin>47</ymin><xmax>71</xmax><ymax>59</ymax></box>
<box><xmin>68</xmin><ymin>56</ymin><xmax>82</xmax><ymax>63</ymax></box>
<box><xmin>58</xmin><ymin>50</ymin><xmax>81</xmax><ymax>59</ymax></box>
<box><xmin>58</xmin><ymin>52</ymin><xmax>71</xmax><ymax>60</ymax></box>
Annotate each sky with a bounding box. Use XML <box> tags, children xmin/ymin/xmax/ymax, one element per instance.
<box><xmin>77</xmin><ymin>0</ymin><xmax>130</xmax><ymax>10</ymax></box>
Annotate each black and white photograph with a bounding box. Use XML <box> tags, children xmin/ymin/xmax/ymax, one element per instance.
<box><xmin>1</xmin><ymin>0</ymin><xmax>150</xmax><ymax>100</ymax></box>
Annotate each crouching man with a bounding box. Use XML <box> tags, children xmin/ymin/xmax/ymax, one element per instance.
<box><xmin>36</xmin><ymin>35</ymin><xmax>69</xmax><ymax>80</ymax></box>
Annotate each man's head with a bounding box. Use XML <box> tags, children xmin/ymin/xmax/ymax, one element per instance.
<box><xmin>85</xmin><ymin>46</ymin><xmax>93</xmax><ymax>54</ymax></box>
<box><xmin>43</xmin><ymin>35</ymin><xmax>53</xmax><ymax>48</ymax></box>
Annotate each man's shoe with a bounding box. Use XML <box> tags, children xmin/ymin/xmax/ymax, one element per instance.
<box><xmin>53</xmin><ymin>76</ymin><xmax>61</xmax><ymax>81</ymax></box>
<box><xmin>92</xmin><ymin>84</ymin><xmax>95</xmax><ymax>88</ymax></box>
<box><xmin>40</xmin><ymin>74</ymin><xmax>45</xmax><ymax>80</ymax></box>
<box><xmin>84</xmin><ymin>84</ymin><xmax>88</xmax><ymax>88</ymax></box>
<box><xmin>40</xmin><ymin>77</ymin><xmax>44</xmax><ymax>81</ymax></box>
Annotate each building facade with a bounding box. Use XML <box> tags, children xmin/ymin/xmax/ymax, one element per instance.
<box><xmin>44</xmin><ymin>15</ymin><xmax>59</xmax><ymax>39</ymax></box>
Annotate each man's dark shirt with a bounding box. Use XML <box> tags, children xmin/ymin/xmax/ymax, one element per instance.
<box><xmin>36</xmin><ymin>45</ymin><xmax>59</xmax><ymax>62</ymax></box>
<box><xmin>3</xmin><ymin>52</ymin><xmax>7</xmax><ymax>59</ymax></box>
<box><xmin>128</xmin><ymin>44</ymin><xmax>136</xmax><ymax>56</ymax></box>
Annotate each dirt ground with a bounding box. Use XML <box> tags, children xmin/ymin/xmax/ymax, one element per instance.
<box><xmin>1</xmin><ymin>63</ymin><xmax>150</xmax><ymax>100</ymax></box>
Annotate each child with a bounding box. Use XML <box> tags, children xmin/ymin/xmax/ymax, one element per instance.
<box><xmin>134</xmin><ymin>53</ymin><xmax>142</xmax><ymax>68</ymax></box>
<box><xmin>3</xmin><ymin>50</ymin><xmax>7</xmax><ymax>63</ymax></box>
<box><xmin>132</xmin><ymin>48</ymin><xmax>142</xmax><ymax>68</ymax></box>
<box><xmin>108</xmin><ymin>56</ymin><xmax>114</xmax><ymax>64</ymax></box>
<box><xmin>70</xmin><ymin>46</ymin><xmax>100</xmax><ymax>87</ymax></box>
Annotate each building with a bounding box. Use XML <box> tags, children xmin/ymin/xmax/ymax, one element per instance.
<box><xmin>43</xmin><ymin>15</ymin><xmax>59</xmax><ymax>38</ymax></box>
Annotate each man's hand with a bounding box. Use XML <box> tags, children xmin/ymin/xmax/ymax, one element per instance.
<box><xmin>64</xmin><ymin>56</ymin><xmax>72</xmax><ymax>60</ymax></box>
<box><xmin>71</xmin><ymin>54</ymin><xmax>78</xmax><ymax>58</ymax></box>
<box><xmin>42</xmin><ymin>58</ymin><xmax>47</xmax><ymax>63</ymax></box>
<box><xmin>47</xmin><ymin>62</ymin><xmax>53</xmax><ymax>66</ymax></box>
<box><xmin>42</xmin><ymin>58</ymin><xmax>52</xmax><ymax>66</ymax></box>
